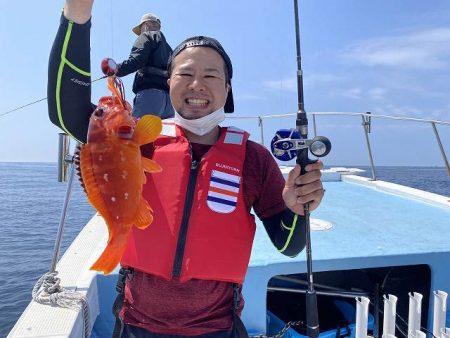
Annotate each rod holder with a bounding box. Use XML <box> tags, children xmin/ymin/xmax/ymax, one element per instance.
<box><xmin>383</xmin><ymin>294</ymin><xmax>397</xmax><ymax>337</ymax></box>
<box><xmin>58</xmin><ymin>133</ymin><xmax>72</xmax><ymax>182</ymax></box>
<box><xmin>408</xmin><ymin>292</ymin><xmax>423</xmax><ymax>338</ymax></box>
<box><xmin>433</xmin><ymin>291</ymin><xmax>448</xmax><ymax>338</ymax></box>
<box><xmin>355</xmin><ymin>296</ymin><xmax>370</xmax><ymax>338</ymax></box>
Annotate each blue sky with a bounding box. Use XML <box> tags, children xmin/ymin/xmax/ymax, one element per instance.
<box><xmin>0</xmin><ymin>0</ymin><xmax>449</xmax><ymax>166</ymax></box>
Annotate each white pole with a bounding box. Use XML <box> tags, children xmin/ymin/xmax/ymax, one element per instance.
<box><xmin>355</xmin><ymin>296</ymin><xmax>370</xmax><ymax>338</ymax></box>
<box><xmin>408</xmin><ymin>292</ymin><xmax>423</xmax><ymax>337</ymax></box>
<box><xmin>433</xmin><ymin>291</ymin><xmax>448</xmax><ymax>338</ymax></box>
<box><xmin>383</xmin><ymin>294</ymin><xmax>398</xmax><ymax>338</ymax></box>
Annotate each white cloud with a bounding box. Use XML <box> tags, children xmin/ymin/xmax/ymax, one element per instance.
<box><xmin>262</xmin><ymin>73</ymin><xmax>341</xmax><ymax>92</ymax></box>
<box><xmin>236</xmin><ymin>93</ymin><xmax>267</xmax><ymax>101</ymax></box>
<box><xmin>332</xmin><ymin>87</ymin><xmax>364</xmax><ymax>100</ymax></box>
<box><xmin>366</xmin><ymin>102</ymin><xmax>448</xmax><ymax>121</ymax></box>
<box><xmin>331</xmin><ymin>86</ymin><xmax>388</xmax><ymax>100</ymax></box>
<box><xmin>368</xmin><ymin>88</ymin><xmax>388</xmax><ymax>100</ymax></box>
<box><xmin>342</xmin><ymin>27</ymin><xmax>450</xmax><ymax>70</ymax></box>
<box><xmin>381</xmin><ymin>104</ymin><xmax>423</xmax><ymax>116</ymax></box>
<box><xmin>263</xmin><ymin>77</ymin><xmax>297</xmax><ymax>92</ymax></box>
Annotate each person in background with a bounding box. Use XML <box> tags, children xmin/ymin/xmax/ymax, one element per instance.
<box><xmin>48</xmin><ymin>0</ymin><xmax>325</xmax><ymax>337</ymax></box>
<box><xmin>115</xmin><ymin>12</ymin><xmax>174</xmax><ymax>119</ymax></box>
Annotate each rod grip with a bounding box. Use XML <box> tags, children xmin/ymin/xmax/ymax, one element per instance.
<box><xmin>297</xmin><ymin>148</ymin><xmax>317</xmax><ymax>175</ymax></box>
<box><xmin>306</xmin><ymin>290</ymin><xmax>320</xmax><ymax>338</ymax></box>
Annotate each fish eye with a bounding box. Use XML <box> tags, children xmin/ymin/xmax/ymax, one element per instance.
<box><xmin>94</xmin><ymin>107</ymin><xmax>106</xmax><ymax>117</ymax></box>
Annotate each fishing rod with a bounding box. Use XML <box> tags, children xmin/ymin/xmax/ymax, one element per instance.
<box><xmin>270</xmin><ymin>1</ymin><xmax>331</xmax><ymax>337</ymax></box>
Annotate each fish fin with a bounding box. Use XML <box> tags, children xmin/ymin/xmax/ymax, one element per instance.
<box><xmin>133</xmin><ymin>115</ymin><xmax>162</xmax><ymax>146</ymax></box>
<box><xmin>79</xmin><ymin>145</ymin><xmax>114</xmax><ymax>232</ymax></box>
<box><xmin>90</xmin><ymin>226</ymin><xmax>129</xmax><ymax>275</ymax></box>
<box><xmin>134</xmin><ymin>198</ymin><xmax>153</xmax><ymax>229</ymax></box>
<box><xmin>141</xmin><ymin>157</ymin><xmax>162</xmax><ymax>173</ymax></box>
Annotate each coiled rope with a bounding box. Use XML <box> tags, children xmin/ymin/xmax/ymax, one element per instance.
<box><xmin>30</xmin><ymin>162</ymin><xmax>91</xmax><ymax>337</ymax></box>
<box><xmin>32</xmin><ymin>272</ymin><xmax>90</xmax><ymax>338</ymax></box>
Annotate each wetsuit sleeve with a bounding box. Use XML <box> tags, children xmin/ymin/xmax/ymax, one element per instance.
<box><xmin>245</xmin><ymin>141</ymin><xmax>307</xmax><ymax>257</ymax></box>
<box><xmin>48</xmin><ymin>13</ymin><xmax>95</xmax><ymax>144</ymax></box>
<box><xmin>116</xmin><ymin>33</ymin><xmax>158</xmax><ymax>77</ymax></box>
<box><xmin>262</xmin><ymin>209</ymin><xmax>306</xmax><ymax>257</ymax></box>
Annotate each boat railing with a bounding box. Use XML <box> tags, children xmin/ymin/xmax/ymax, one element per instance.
<box><xmin>227</xmin><ymin>112</ymin><xmax>450</xmax><ymax>180</ymax></box>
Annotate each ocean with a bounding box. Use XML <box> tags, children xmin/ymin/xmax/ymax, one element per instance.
<box><xmin>0</xmin><ymin>162</ymin><xmax>449</xmax><ymax>337</ymax></box>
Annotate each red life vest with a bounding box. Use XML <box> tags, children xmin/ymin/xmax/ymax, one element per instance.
<box><xmin>121</xmin><ymin>123</ymin><xmax>257</xmax><ymax>283</ymax></box>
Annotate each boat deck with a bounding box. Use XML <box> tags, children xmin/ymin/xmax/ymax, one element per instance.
<box><xmin>8</xmin><ymin>170</ymin><xmax>450</xmax><ymax>337</ymax></box>
<box><xmin>244</xmin><ymin>172</ymin><xmax>450</xmax><ymax>333</ymax></box>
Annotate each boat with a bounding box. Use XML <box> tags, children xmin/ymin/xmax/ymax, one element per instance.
<box><xmin>7</xmin><ymin>108</ymin><xmax>450</xmax><ymax>337</ymax></box>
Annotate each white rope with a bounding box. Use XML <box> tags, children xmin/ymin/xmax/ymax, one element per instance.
<box><xmin>32</xmin><ymin>272</ymin><xmax>91</xmax><ymax>338</ymax></box>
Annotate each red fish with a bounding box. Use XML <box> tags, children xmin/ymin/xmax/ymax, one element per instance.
<box><xmin>76</xmin><ymin>77</ymin><xmax>162</xmax><ymax>275</ymax></box>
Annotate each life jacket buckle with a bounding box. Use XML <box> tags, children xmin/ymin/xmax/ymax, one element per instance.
<box><xmin>115</xmin><ymin>267</ymin><xmax>133</xmax><ymax>294</ymax></box>
<box><xmin>233</xmin><ymin>284</ymin><xmax>240</xmax><ymax>310</ymax></box>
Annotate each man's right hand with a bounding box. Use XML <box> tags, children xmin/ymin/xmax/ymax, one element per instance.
<box><xmin>64</xmin><ymin>0</ymin><xmax>94</xmax><ymax>24</ymax></box>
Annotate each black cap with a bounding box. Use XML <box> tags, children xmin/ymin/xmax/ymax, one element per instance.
<box><xmin>168</xmin><ymin>36</ymin><xmax>234</xmax><ymax>113</ymax></box>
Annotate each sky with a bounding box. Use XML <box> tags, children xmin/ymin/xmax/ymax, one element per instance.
<box><xmin>0</xmin><ymin>0</ymin><xmax>449</xmax><ymax>166</ymax></box>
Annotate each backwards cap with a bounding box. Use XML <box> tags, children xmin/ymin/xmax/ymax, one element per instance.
<box><xmin>168</xmin><ymin>36</ymin><xmax>234</xmax><ymax>113</ymax></box>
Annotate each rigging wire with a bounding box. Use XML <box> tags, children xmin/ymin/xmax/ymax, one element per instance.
<box><xmin>0</xmin><ymin>75</ymin><xmax>107</xmax><ymax>119</ymax></box>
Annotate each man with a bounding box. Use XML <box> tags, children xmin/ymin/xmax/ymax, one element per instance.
<box><xmin>48</xmin><ymin>1</ymin><xmax>325</xmax><ymax>337</ymax></box>
<box><xmin>115</xmin><ymin>12</ymin><xmax>174</xmax><ymax>119</ymax></box>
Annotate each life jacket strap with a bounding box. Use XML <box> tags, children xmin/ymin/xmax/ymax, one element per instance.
<box><xmin>112</xmin><ymin>267</ymin><xmax>134</xmax><ymax>338</ymax></box>
<box><xmin>232</xmin><ymin>284</ymin><xmax>249</xmax><ymax>338</ymax></box>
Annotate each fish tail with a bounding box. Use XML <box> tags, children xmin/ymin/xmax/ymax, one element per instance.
<box><xmin>90</xmin><ymin>232</ymin><xmax>128</xmax><ymax>275</ymax></box>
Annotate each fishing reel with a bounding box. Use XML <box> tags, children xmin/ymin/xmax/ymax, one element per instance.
<box><xmin>271</xmin><ymin>129</ymin><xmax>331</xmax><ymax>162</ymax></box>
<box><xmin>101</xmin><ymin>57</ymin><xmax>118</xmax><ymax>76</ymax></box>
<box><xmin>100</xmin><ymin>57</ymin><xmax>128</xmax><ymax>108</ymax></box>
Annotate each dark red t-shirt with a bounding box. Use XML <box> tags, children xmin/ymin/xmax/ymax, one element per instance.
<box><xmin>121</xmin><ymin>140</ymin><xmax>286</xmax><ymax>335</ymax></box>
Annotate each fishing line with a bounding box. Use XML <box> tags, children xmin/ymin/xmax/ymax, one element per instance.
<box><xmin>110</xmin><ymin>0</ymin><xmax>115</xmax><ymax>59</ymax></box>
<box><xmin>0</xmin><ymin>98</ymin><xmax>48</xmax><ymax>118</ymax></box>
<box><xmin>0</xmin><ymin>76</ymin><xmax>107</xmax><ymax>119</ymax></box>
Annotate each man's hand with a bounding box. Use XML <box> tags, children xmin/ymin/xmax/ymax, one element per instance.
<box><xmin>282</xmin><ymin>161</ymin><xmax>324</xmax><ymax>215</ymax></box>
<box><xmin>64</xmin><ymin>0</ymin><xmax>94</xmax><ymax>24</ymax></box>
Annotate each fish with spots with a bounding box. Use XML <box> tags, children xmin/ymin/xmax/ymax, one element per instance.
<box><xmin>75</xmin><ymin>76</ymin><xmax>162</xmax><ymax>275</ymax></box>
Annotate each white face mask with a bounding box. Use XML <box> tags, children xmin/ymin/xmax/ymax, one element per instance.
<box><xmin>174</xmin><ymin>107</ymin><xmax>225</xmax><ymax>136</ymax></box>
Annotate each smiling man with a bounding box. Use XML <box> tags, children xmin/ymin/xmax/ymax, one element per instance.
<box><xmin>47</xmin><ymin>1</ymin><xmax>325</xmax><ymax>337</ymax></box>
<box><xmin>168</xmin><ymin>37</ymin><xmax>233</xmax><ymax>144</ymax></box>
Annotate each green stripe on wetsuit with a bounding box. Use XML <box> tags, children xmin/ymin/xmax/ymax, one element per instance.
<box><xmin>56</xmin><ymin>20</ymin><xmax>91</xmax><ymax>143</ymax></box>
<box><xmin>278</xmin><ymin>213</ymin><xmax>299</xmax><ymax>255</ymax></box>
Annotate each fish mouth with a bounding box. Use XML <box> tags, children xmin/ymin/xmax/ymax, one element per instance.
<box><xmin>118</xmin><ymin>126</ymin><xmax>133</xmax><ymax>139</ymax></box>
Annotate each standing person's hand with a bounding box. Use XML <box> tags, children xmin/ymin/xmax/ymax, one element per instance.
<box><xmin>64</xmin><ymin>0</ymin><xmax>94</xmax><ymax>24</ymax></box>
<box><xmin>282</xmin><ymin>161</ymin><xmax>324</xmax><ymax>215</ymax></box>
